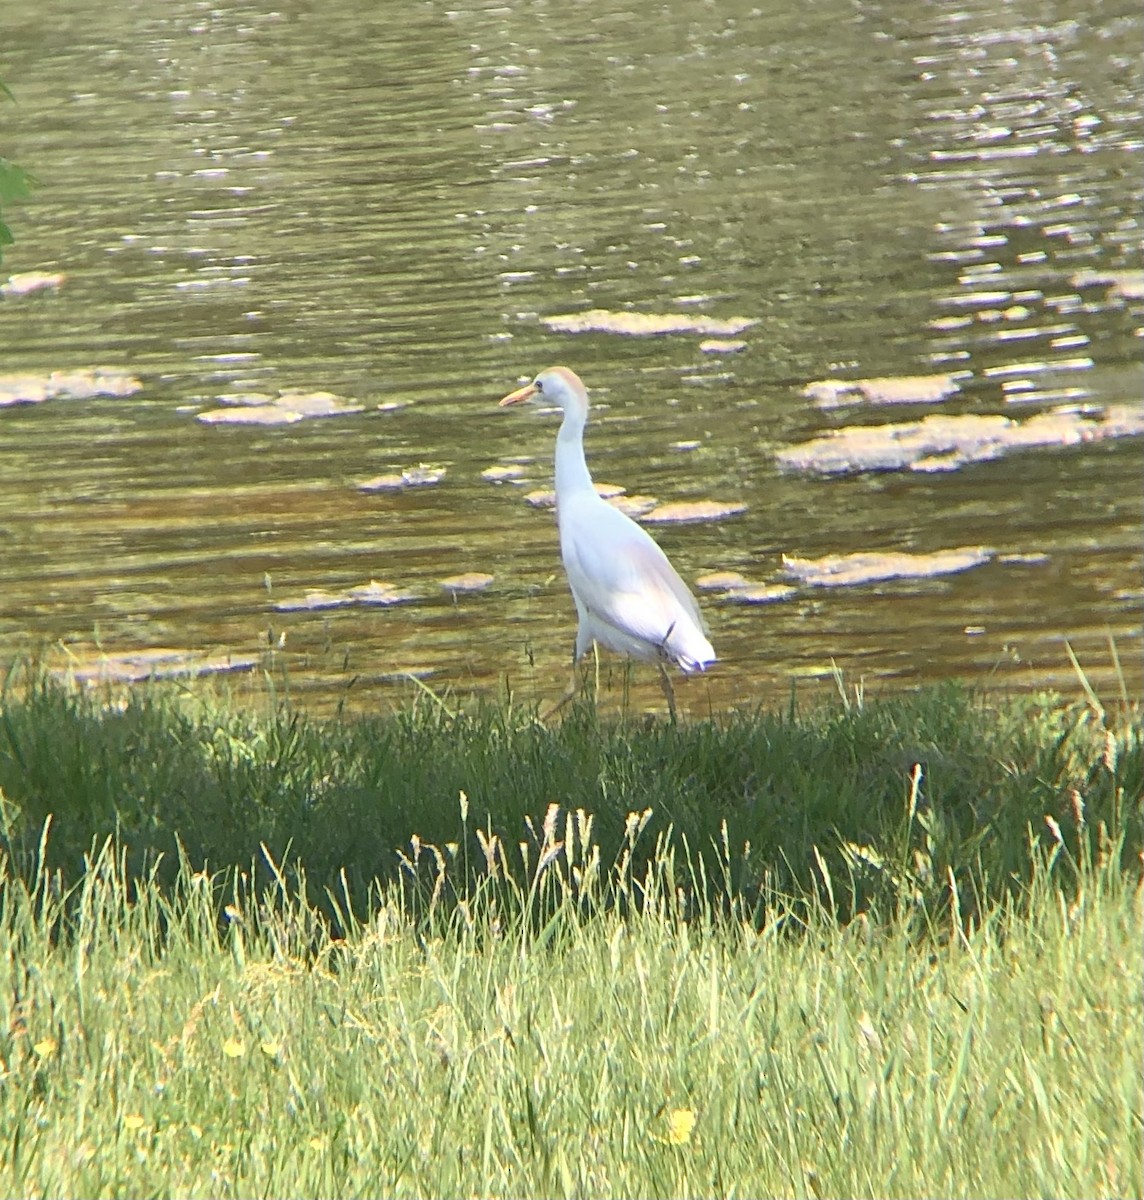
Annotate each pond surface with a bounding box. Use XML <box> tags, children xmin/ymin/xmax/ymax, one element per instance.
<box><xmin>1</xmin><ymin>0</ymin><xmax>1141</xmax><ymax>715</ymax></box>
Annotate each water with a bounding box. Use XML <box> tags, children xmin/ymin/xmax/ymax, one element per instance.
<box><xmin>1</xmin><ymin>0</ymin><xmax>1141</xmax><ymax>714</ymax></box>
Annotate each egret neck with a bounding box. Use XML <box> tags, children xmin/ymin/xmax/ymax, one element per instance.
<box><xmin>554</xmin><ymin>399</ymin><xmax>593</xmax><ymax>497</ymax></box>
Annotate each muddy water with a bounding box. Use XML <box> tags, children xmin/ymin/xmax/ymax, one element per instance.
<box><xmin>0</xmin><ymin>0</ymin><xmax>1140</xmax><ymax>715</ymax></box>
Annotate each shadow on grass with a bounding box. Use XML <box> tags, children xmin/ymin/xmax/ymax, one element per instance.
<box><xmin>0</xmin><ymin>667</ymin><xmax>1139</xmax><ymax>931</ymax></box>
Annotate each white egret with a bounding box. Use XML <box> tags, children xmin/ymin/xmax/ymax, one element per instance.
<box><xmin>499</xmin><ymin>366</ymin><xmax>715</xmax><ymax>718</ymax></box>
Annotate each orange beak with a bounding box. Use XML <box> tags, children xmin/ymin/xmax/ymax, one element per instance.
<box><xmin>498</xmin><ymin>381</ymin><xmax>538</xmax><ymax>407</ymax></box>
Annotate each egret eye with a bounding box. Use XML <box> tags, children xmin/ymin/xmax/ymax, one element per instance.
<box><xmin>534</xmin><ymin>377</ymin><xmax>544</xmax><ymax>392</ymax></box>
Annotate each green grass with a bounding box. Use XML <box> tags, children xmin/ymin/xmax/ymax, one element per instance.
<box><xmin>0</xmin><ymin>816</ymin><xmax>1139</xmax><ymax>1197</ymax></box>
<box><xmin>0</xmin><ymin>672</ymin><xmax>1139</xmax><ymax>922</ymax></box>
<box><xmin>0</xmin><ymin>672</ymin><xmax>1140</xmax><ymax>1196</ymax></box>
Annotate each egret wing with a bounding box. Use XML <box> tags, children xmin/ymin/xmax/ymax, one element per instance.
<box><xmin>560</xmin><ymin>499</ymin><xmax>707</xmax><ymax>649</ymax></box>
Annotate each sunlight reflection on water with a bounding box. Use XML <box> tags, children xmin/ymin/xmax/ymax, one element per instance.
<box><xmin>0</xmin><ymin>0</ymin><xmax>1140</xmax><ymax>714</ymax></box>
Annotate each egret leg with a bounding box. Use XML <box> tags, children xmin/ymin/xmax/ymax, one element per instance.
<box><xmin>656</xmin><ymin>622</ymin><xmax>679</xmax><ymax>722</ymax></box>
<box><xmin>657</xmin><ymin>660</ymin><xmax>678</xmax><ymax>723</ymax></box>
<box><xmin>540</xmin><ymin>643</ymin><xmax>581</xmax><ymax>722</ymax></box>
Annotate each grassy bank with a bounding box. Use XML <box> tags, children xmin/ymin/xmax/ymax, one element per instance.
<box><xmin>0</xmin><ymin>674</ymin><xmax>1139</xmax><ymax>921</ymax></box>
<box><xmin>0</xmin><ymin>814</ymin><xmax>1139</xmax><ymax>1197</ymax></box>
<box><xmin>0</xmin><ymin>675</ymin><xmax>1140</xmax><ymax>1196</ymax></box>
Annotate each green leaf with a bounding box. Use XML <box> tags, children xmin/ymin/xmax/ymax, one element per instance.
<box><xmin>0</xmin><ymin>157</ymin><xmax>33</xmax><ymax>205</ymax></box>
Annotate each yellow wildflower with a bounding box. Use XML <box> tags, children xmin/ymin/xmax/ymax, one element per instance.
<box><xmin>123</xmin><ymin>1114</ymin><xmax>145</xmax><ymax>1132</ymax></box>
<box><xmin>665</xmin><ymin>1108</ymin><xmax>696</xmax><ymax>1145</ymax></box>
<box><xmin>222</xmin><ymin>1038</ymin><xmax>245</xmax><ymax>1059</ymax></box>
<box><xmin>32</xmin><ymin>1037</ymin><xmax>57</xmax><ymax>1058</ymax></box>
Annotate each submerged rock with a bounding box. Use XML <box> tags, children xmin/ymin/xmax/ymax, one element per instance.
<box><xmin>1070</xmin><ymin>269</ymin><xmax>1144</xmax><ymax>300</ymax></box>
<box><xmin>803</xmin><ymin>374</ymin><xmax>963</xmax><ymax>408</ymax></box>
<box><xmin>0</xmin><ymin>367</ymin><xmax>142</xmax><ymax>407</ymax></box>
<box><xmin>481</xmin><ymin>464</ymin><xmax>527</xmax><ymax>483</ymax></box>
<box><xmin>540</xmin><ymin>309</ymin><xmax>758</xmax><ymax>337</ymax></box>
<box><xmin>776</xmin><ymin>404</ymin><xmax>1144</xmax><ymax>476</ymax></box>
<box><xmin>998</xmin><ymin>552</ymin><xmax>1050</xmax><ymax>566</ymax></box>
<box><xmin>272</xmin><ymin>589</ymin><xmax>351</xmax><ymax>611</ymax></box>
<box><xmin>523</xmin><ymin>489</ymin><xmax>741</xmax><ymax>523</ymax></box>
<box><xmin>609</xmin><ymin>494</ymin><xmax>658</xmax><ymax>518</ymax></box>
<box><xmin>278</xmin><ymin>390</ymin><xmax>364</xmax><ymax>418</ymax></box>
<box><xmin>400</xmin><ymin>465</ymin><xmax>447</xmax><ymax>487</ymax></box>
<box><xmin>274</xmin><ymin>580</ymin><xmax>417</xmax><ymax>611</ymax></box>
<box><xmin>694</xmin><ymin>571</ymin><xmax>751</xmax><ymax>592</ymax></box>
<box><xmin>642</xmin><ymin>499</ymin><xmax>747</xmax><ymax>524</ymax></box>
<box><xmin>359</xmin><ymin>474</ymin><xmax>406</xmax><ymax>492</ymax></box>
<box><xmin>197</xmin><ymin>390</ymin><xmax>364</xmax><ymax>425</ymax></box>
<box><xmin>344</xmin><ymin>581</ymin><xmax>419</xmax><ymax>605</ymax></box>
<box><xmin>782</xmin><ymin>547</ymin><xmax>994</xmax><ymax>588</ymax></box>
<box><xmin>65</xmin><ymin>649</ymin><xmax>259</xmax><ymax>685</ymax></box>
<box><xmin>693</xmin><ymin>571</ymin><xmax>796</xmax><ymax>605</ymax></box>
<box><xmin>198</xmin><ymin>404</ymin><xmax>306</xmax><ymax>426</ymax></box>
<box><xmin>440</xmin><ymin>572</ymin><xmax>495</xmax><ymax>593</ymax></box>
<box><xmin>721</xmin><ymin>583</ymin><xmax>799</xmax><ymax>605</ymax></box>
<box><xmin>359</xmin><ymin>465</ymin><xmax>447</xmax><ymax>492</ymax></box>
<box><xmin>1</xmin><ymin>270</ymin><xmax>67</xmax><ymax>297</ymax></box>
<box><xmin>524</xmin><ymin>482</ymin><xmax>626</xmax><ymax>508</ymax></box>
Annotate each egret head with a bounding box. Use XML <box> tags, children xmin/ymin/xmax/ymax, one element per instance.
<box><xmin>499</xmin><ymin>366</ymin><xmax>589</xmax><ymax>420</ymax></box>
